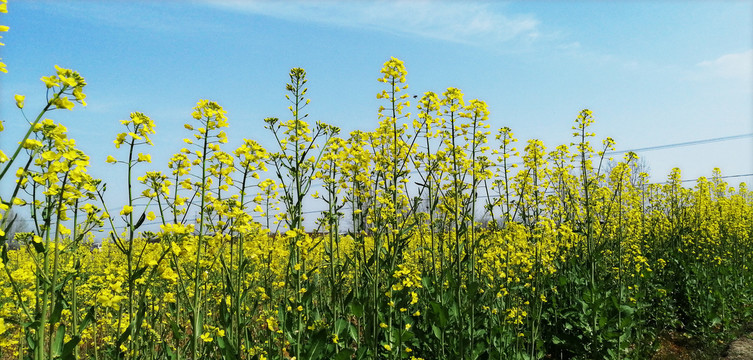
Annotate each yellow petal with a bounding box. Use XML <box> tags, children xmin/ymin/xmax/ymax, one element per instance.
<box><xmin>14</xmin><ymin>94</ymin><xmax>24</xmax><ymax>109</ymax></box>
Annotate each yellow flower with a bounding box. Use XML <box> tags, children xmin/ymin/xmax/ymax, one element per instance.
<box><xmin>264</xmin><ymin>316</ymin><xmax>278</xmax><ymax>331</ymax></box>
<box><xmin>114</xmin><ymin>133</ymin><xmax>127</xmax><ymax>148</ymax></box>
<box><xmin>53</xmin><ymin>96</ymin><xmax>75</xmax><ymax>110</ymax></box>
<box><xmin>169</xmin><ymin>242</ymin><xmax>182</xmax><ymax>256</ymax></box>
<box><xmin>41</xmin><ymin>76</ymin><xmax>59</xmax><ymax>88</ymax></box>
<box><xmin>120</xmin><ymin>205</ymin><xmax>133</xmax><ymax>215</ymax></box>
<box><xmin>200</xmin><ymin>332</ymin><xmax>213</xmax><ymax>342</ymax></box>
<box><xmin>383</xmin><ymin>344</ymin><xmax>392</xmax><ymax>351</ymax></box>
<box><xmin>22</xmin><ymin>138</ymin><xmax>43</xmax><ymax>150</ymax></box>
<box><xmin>73</xmin><ymin>87</ymin><xmax>86</xmax><ymax>105</ymax></box>
<box><xmin>14</xmin><ymin>94</ymin><xmax>24</xmax><ymax>109</ymax></box>
<box><xmin>106</xmin><ymin>155</ymin><xmax>117</xmax><ymax>164</ymax></box>
<box><xmin>147</xmin><ymin>211</ymin><xmax>156</xmax><ymax>221</ymax></box>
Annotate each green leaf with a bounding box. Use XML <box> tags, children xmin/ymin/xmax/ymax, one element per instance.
<box><xmin>399</xmin><ymin>330</ymin><xmax>414</xmax><ymax>342</ymax></box>
<box><xmin>169</xmin><ymin>317</ymin><xmax>183</xmax><ymax>341</ymax></box>
<box><xmin>61</xmin><ymin>335</ymin><xmax>82</xmax><ymax>360</ymax></box>
<box><xmin>334</xmin><ymin>319</ymin><xmax>349</xmax><ymax>333</ymax></box>
<box><xmin>335</xmin><ymin>348</ymin><xmax>355</xmax><ymax>360</ymax></box>
<box><xmin>55</xmin><ymin>272</ymin><xmax>76</xmax><ymax>292</ymax></box>
<box><xmin>448</xmin><ymin>301</ymin><xmax>458</xmax><ymax>320</ymax></box>
<box><xmin>216</xmin><ymin>335</ymin><xmax>237</xmax><ymax>359</ymax></box>
<box><xmin>49</xmin><ymin>294</ymin><xmax>66</xmax><ymax>324</ymax></box>
<box><xmin>116</xmin><ymin>299</ymin><xmax>148</xmax><ymax>351</ymax></box>
<box><xmin>348</xmin><ymin>323</ymin><xmax>359</xmax><ymax>342</ymax></box>
<box><xmin>78</xmin><ymin>306</ymin><xmax>96</xmax><ymax>334</ymax></box>
<box><xmin>116</xmin><ymin>322</ymin><xmax>132</xmax><ymax>349</ymax></box>
<box><xmin>619</xmin><ymin>304</ymin><xmax>635</xmax><ymax>316</ymax></box>
<box><xmin>432</xmin><ymin>324</ymin><xmax>442</xmax><ymax>340</ymax></box>
<box><xmin>128</xmin><ymin>265</ymin><xmax>149</xmax><ymax>286</ymax></box>
<box><xmin>134</xmin><ymin>212</ymin><xmax>146</xmax><ymax>229</ymax></box>
<box><xmin>217</xmin><ymin>291</ymin><xmax>232</xmax><ymax>330</ymax></box>
<box><xmin>349</xmin><ymin>302</ymin><xmax>363</xmax><ymax>317</ymax></box>
<box><xmin>305</xmin><ymin>329</ymin><xmax>328</xmax><ymax>358</ymax></box>
<box><xmin>355</xmin><ymin>346</ymin><xmax>368</xmax><ymax>360</ymax></box>
<box><xmin>421</xmin><ymin>276</ymin><xmax>433</xmax><ymax>291</ymax></box>
<box><xmin>53</xmin><ymin>324</ymin><xmax>66</xmax><ymax>357</ymax></box>
<box><xmin>26</xmin><ymin>327</ymin><xmax>37</xmax><ymax>351</ymax></box>
<box><xmin>165</xmin><ymin>343</ymin><xmax>177</xmax><ymax>360</ymax></box>
<box><xmin>1</xmin><ymin>242</ymin><xmax>8</xmax><ymax>264</ymax></box>
<box><xmin>31</xmin><ymin>238</ymin><xmax>45</xmax><ymax>253</ymax></box>
<box><xmin>430</xmin><ymin>301</ymin><xmax>448</xmax><ymax>327</ymax></box>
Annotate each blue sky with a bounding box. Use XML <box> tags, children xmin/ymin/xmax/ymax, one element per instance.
<box><xmin>1</xmin><ymin>1</ymin><xmax>752</xmax><ymax>218</ymax></box>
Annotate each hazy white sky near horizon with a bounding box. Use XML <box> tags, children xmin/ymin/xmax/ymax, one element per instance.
<box><xmin>1</xmin><ymin>1</ymin><xmax>751</xmax><ymax>219</ymax></box>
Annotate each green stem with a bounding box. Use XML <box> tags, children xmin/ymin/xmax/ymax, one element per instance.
<box><xmin>46</xmin><ymin>171</ymin><xmax>70</xmax><ymax>360</ymax></box>
<box><xmin>192</xmin><ymin>124</ymin><xmax>210</xmax><ymax>359</ymax></box>
<box><xmin>0</xmin><ymin>88</ymin><xmax>65</xmax><ymax>180</ymax></box>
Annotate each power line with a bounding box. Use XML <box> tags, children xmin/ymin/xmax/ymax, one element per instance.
<box><xmin>605</xmin><ymin>133</ymin><xmax>753</xmax><ymax>155</ymax></box>
<box><xmin>656</xmin><ymin>173</ymin><xmax>753</xmax><ymax>184</ymax></box>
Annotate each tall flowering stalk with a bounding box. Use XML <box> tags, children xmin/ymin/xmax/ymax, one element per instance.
<box><xmin>182</xmin><ymin>99</ymin><xmax>231</xmax><ymax>358</ymax></box>
<box><xmin>463</xmin><ymin>98</ymin><xmax>492</xmax><ymax>355</ymax></box>
<box><xmin>102</xmin><ymin>111</ymin><xmax>156</xmax><ymax>357</ymax></box>
<box><xmin>371</xmin><ymin>57</ymin><xmax>420</xmax><ymax>359</ymax></box>
<box><xmin>410</xmin><ymin>91</ymin><xmax>443</xmax><ymax>281</ymax></box>
<box><xmin>228</xmin><ymin>138</ymin><xmax>269</xmax><ymax>357</ymax></box>
<box><xmin>264</xmin><ymin>67</ymin><xmax>337</xmax><ymax>360</ymax></box>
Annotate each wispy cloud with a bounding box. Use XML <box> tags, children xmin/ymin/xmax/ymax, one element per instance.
<box><xmin>696</xmin><ymin>49</ymin><xmax>753</xmax><ymax>81</ymax></box>
<box><xmin>202</xmin><ymin>0</ymin><xmax>541</xmax><ymax>47</ymax></box>
<box><xmin>32</xmin><ymin>1</ymin><xmax>227</xmax><ymax>35</ymax></box>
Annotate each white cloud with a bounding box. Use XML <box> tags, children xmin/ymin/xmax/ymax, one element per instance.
<box><xmin>202</xmin><ymin>0</ymin><xmax>541</xmax><ymax>46</ymax></box>
<box><xmin>556</xmin><ymin>41</ymin><xmax>581</xmax><ymax>51</ymax></box>
<box><xmin>696</xmin><ymin>49</ymin><xmax>753</xmax><ymax>81</ymax></box>
<box><xmin>34</xmin><ymin>2</ymin><xmax>227</xmax><ymax>34</ymax></box>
